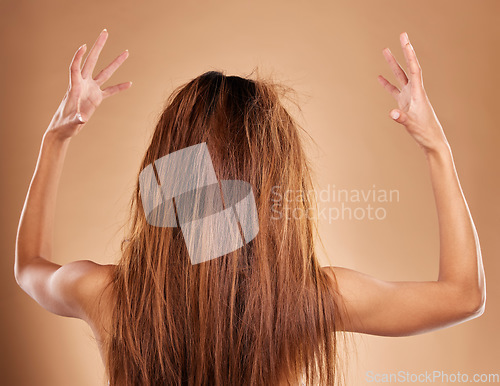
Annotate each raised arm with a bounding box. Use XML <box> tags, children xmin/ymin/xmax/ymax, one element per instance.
<box><xmin>14</xmin><ymin>29</ymin><xmax>130</xmax><ymax>319</ymax></box>
<box><xmin>323</xmin><ymin>32</ymin><xmax>485</xmax><ymax>337</ymax></box>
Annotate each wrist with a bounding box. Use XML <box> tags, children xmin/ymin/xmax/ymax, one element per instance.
<box><xmin>424</xmin><ymin>142</ymin><xmax>454</xmax><ymax>169</ymax></box>
<box><xmin>43</xmin><ymin>128</ymin><xmax>73</xmax><ymax>146</ymax></box>
<box><xmin>424</xmin><ymin>140</ymin><xmax>451</xmax><ymax>160</ymax></box>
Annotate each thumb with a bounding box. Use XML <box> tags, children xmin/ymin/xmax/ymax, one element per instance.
<box><xmin>389</xmin><ymin>109</ymin><xmax>410</xmax><ymax>125</ymax></box>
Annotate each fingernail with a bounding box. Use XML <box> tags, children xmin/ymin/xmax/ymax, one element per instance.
<box><xmin>391</xmin><ymin>111</ymin><xmax>400</xmax><ymax>120</ymax></box>
<box><xmin>103</xmin><ymin>28</ymin><xmax>107</xmax><ymax>33</ymax></box>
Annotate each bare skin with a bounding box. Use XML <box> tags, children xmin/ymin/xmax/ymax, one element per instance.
<box><xmin>324</xmin><ymin>32</ymin><xmax>485</xmax><ymax>336</ymax></box>
<box><xmin>15</xmin><ymin>30</ymin><xmax>485</xmax><ymax>375</ymax></box>
<box><xmin>14</xmin><ymin>28</ymin><xmax>129</xmax><ymax>362</ymax></box>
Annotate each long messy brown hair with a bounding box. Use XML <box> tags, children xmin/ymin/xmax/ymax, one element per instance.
<box><xmin>102</xmin><ymin>68</ymin><xmax>350</xmax><ymax>385</ymax></box>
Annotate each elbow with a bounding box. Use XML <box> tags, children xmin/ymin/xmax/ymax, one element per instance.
<box><xmin>460</xmin><ymin>288</ymin><xmax>486</xmax><ymax>319</ymax></box>
<box><xmin>14</xmin><ymin>255</ymin><xmax>40</xmax><ymax>288</ymax></box>
<box><xmin>442</xmin><ymin>278</ymin><xmax>486</xmax><ymax>320</ymax></box>
<box><xmin>14</xmin><ymin>262</ymin><xmax>23</xmax><ymax>287</ymax></box>
<box><xmin>465</xmin><ymin>299</ymin><xmax>485</xmax><ymax>319</ymax></box>
<box><xmin>14</xmin><ymin>260</ymin><xmax>28</xmax><ymax>289</ymax></box>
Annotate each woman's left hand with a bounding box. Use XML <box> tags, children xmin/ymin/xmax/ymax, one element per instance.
<box><xmin>46</xmin><ymin>29</ymin><xmax>132</xmax><ymax>140</ymax></box>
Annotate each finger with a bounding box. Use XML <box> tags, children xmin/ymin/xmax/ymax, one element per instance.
<box><xmin>69</xmin><ymin>44</ymin><xmax>87</xmax><ymax>88</ymax></box>
<box><xmin>389</xmin><ymin>109</ymin><xmax>411</xmax><ymax>126</ymax></box>
<box><xmin>377</xmin><ymin>75</ymin><xmax>400</xmax><ymax>99</ymax></box>
<box><xmin>81</xmin><ymin>29</ymin><xmax>108</xmax><ymax>79</ymax></box>
<box><xmin>382</xmin><ymin>48</ymin><xmax>408</xmax><ymax>87</ymax></box>
<box><xmin>400</xmin><ymin>32</ymin><xmax>422</xmax><ymax>83</ymax></box>
<box><xmin>101</xmin><ymin>81</ymin><xmax>133</xmax><ymax>99</ymax></box>
<box><xmin>94</xmin><ymin>50</ymin><xmax>129</xmax><ymax>86</ymax></box>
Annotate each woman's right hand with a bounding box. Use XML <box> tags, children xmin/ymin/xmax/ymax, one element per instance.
<box><xmin>46</xmin><ymin>29</ymin><xmax>132</xmax><ymax>141</ymax></box>
<box><xmin>377</xmin><ymin>32</ymin><xmax>450</xmax><ymax>155</ymax></box>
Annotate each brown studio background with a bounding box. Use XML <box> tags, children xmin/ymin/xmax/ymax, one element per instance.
<box><xmin>1</xmin><ymin>0</ymin><xmax>499</xmax><ymax>385</ymax></box>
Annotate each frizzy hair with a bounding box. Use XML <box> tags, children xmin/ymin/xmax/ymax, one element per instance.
<box><xmin>100</xmin><ymin>68</ymin><xmax>351</xmax><ymax>385</ymax></box>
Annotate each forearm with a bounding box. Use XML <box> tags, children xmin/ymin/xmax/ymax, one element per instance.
<box><xmin>425</xmin><ymin>144</ymin><xmax>485</xmax><ymax>306</ymax></box>
<box><xmin>15</xmin><ymin>130</ymin><xmax>71</xmax><ymax>275</ymax></box>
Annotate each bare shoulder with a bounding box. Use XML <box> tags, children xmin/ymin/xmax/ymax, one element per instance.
<box><xmin>51</xmin><ymin>260</ymin><xmax>117</xmax><ymax>326</ymax></box>
<box><xmin>76</xmin><ymin>261</ymin><xmax>117</xmax><ymax>324</ymax></box>
<box><xmin>320</xmin><ymin>265</ymin><xmax>346</xmax><ymax>289</ymax></box>
<box><xmin>57</xmin><ymin>261</ymin><xmax>118</xmax><ymax>361</ymax></box>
